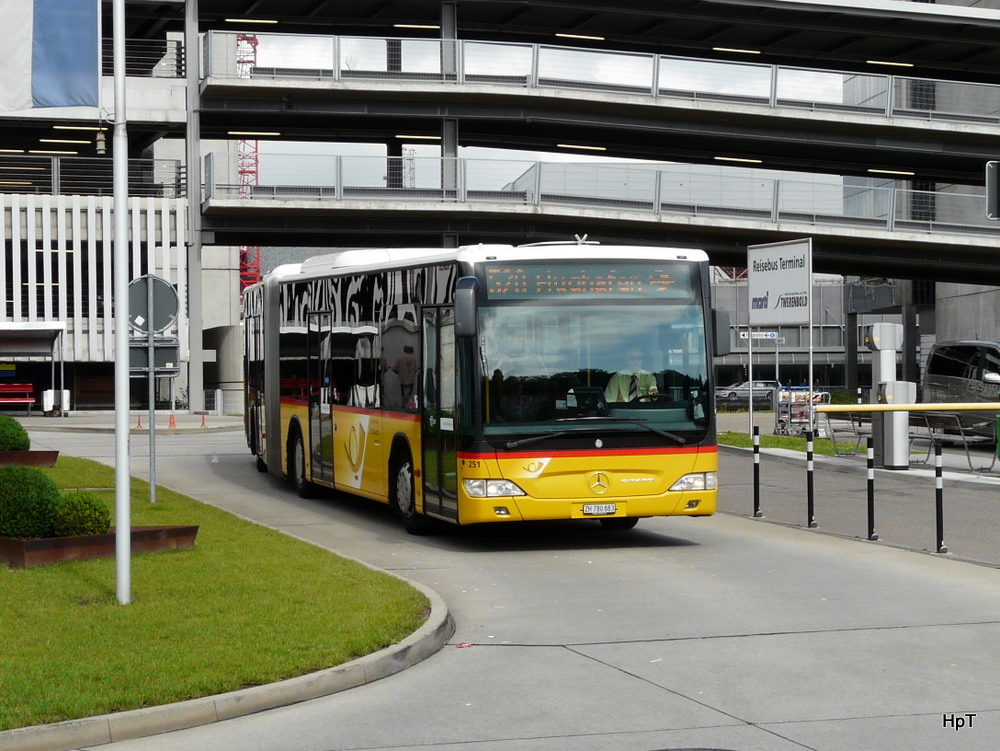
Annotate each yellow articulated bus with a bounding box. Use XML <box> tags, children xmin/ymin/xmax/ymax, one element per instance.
<box><xmin>244</xmin><ymin>241</ymin><xmax>731</xmax><ymax>534</ymax></box>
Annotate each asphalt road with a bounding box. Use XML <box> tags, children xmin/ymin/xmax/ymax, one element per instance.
<box><xmin>24</xmin><ymin>425</ymin><xmax>1000</xmax><ymax>751</ymax></box>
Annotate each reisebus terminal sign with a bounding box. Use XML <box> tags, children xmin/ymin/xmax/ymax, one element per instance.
<box><xmin>746</xmin><ymin>238</ymin><xmax>813</xmax><ymax>326</ymax></box>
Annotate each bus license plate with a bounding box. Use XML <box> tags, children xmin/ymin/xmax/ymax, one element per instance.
<box><xmin>583</xmin><ymin>503</ymin><xmax>617</xmax><ymax>516</ymax></box>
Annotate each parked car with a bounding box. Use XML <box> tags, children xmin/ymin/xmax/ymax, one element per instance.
<box><xmin>921</xmin><ymin>340</ymin><xmax>1000</xmax><ymax>437</ymax></box>
<box><xmin>715</xmin><ymin>380</ymin><xmax>781</xmax><ymax>400</ymax></box>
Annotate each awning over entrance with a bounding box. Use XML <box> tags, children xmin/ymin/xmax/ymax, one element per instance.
<box><xmin>0</xmin><ymin>322</ymin><xmax>66</xmax><ymax>358</ymax></box>
<box><xmin>0</xmin><ymin>323</ymin><xmax>66</xmax><ymax>404</ymax></box>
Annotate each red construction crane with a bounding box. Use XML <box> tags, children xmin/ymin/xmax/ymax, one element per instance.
<box><xmin>714</xmin><ymin>267</ymin><xmax>748</xmax><ymax>281</ymax></box>
<box><xmin>236</xmin><ymin>34</ymin><xmax>262</xmax><ymax>293</ymax></box>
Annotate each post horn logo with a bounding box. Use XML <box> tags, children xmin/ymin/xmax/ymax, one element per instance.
<box><xmin>346</xmin><ymin>424</ymin><xmax>366</xmax><ymax>477</ymax></box>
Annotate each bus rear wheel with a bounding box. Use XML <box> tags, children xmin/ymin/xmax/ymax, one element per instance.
<box><xmin>251</xmin><ymin>420</ymin><xmax>267</xmax><ymax>472</ymax></box>
<box><xmin>392</xmin><ymin>455</ymin><xmax>435</xmax><ymax>535</ymax></box>
<box><xmin>290</xmin><ymin>431</ymin><xmax>316</xmax><ymax>498</ymax></box>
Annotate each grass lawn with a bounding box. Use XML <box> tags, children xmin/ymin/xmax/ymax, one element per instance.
<box><xmin>718</xmin><ymin>430</ymin><xmax>858</xmax><ymax>456</ymax></box>
<box><xmin>0</xmin><ymin>456</ymin><xmax>429</xmax><ymax>732</ymax></box>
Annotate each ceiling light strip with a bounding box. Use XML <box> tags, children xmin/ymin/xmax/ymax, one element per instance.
<box><xmin>556</xmin><ymin>33</ymin><xmax>605</xmax><ymax>42</ymax></box>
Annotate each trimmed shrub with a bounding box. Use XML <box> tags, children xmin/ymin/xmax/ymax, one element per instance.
<box><xmin>0</xmin><ymin>466</ymin><xmax>60</xmax><ymax>539</ymax></box>
<box><xmin>53</xmin><ymin>491</ymin><xmax>112</xmax><ymax>537</ymax></box>
<box><xmin>830</xmin><ymin>389</ymin><xmax>858</xmax><ymax>405</ymax></box>
<box><xmin>0</xmin><ymin>415</ymin><xmax>30</xmax><ymax>452</ymax></box>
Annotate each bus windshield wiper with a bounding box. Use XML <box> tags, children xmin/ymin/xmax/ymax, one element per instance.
<box><xmin>505</xmin><ymin>431</ymin><xmax>571</xmax><ymax>450</ymax></box>
<box><xmin>554</xmin><ymin>416</ymin><xmax>687</xmax><ymax>444</ymax></box>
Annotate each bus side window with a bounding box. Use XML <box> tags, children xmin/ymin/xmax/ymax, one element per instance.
<box><xmin>349</xmin><ymin>334</ymin><xmax>381</xmax><ymax>409</ymax></box>
<box><xmin>380</xmin><ymin>304</ymin><xmax>420</xmax><ymax>412</ymax></box>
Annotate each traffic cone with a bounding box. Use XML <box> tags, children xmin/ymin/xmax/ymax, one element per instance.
<box><xmin>168</xmin><ymin>414</ymin><xmax>177</xmax><ymax>429</ymax></box>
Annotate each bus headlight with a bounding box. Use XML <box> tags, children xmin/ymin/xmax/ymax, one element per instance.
<box><xmin>669</xmin><ymin>472</ymin><xmax>718</xmax><ymax>492</ymax></box>
<box><xmin>463</xmin><ymin>479</ymin><xmax>527</xmax><ymax>497</ymax></box>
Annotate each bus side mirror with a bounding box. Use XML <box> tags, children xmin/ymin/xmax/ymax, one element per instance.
<box><xmin>455</xmin><ymin>276</ymin><xmax>479</xmax><ymax>338</ymax></box>
<box><xmin>712</xmin><ymin>309</ymin><xmax>732</xmax><ymax>357</ymax></box>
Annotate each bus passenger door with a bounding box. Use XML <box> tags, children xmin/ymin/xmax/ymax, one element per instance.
<box><xmin>307</xmin><ymin>312</ymin><xmax>334</xmax><ymax>485</ymax></box>
<box><xmin>244</xmin><ymin>309</ymin><xmax>266</xmax><ymax>460</ymax></box>
<box><xmin>421</xmin><ymin>308</ymin><xmax>458</xmax><ymax>521</ymax></box>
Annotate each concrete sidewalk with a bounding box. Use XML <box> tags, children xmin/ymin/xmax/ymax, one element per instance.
<box><xmin>720</xmin><ymin>448</ymin><xmax>1000</xmax><ymax>566</ymax></box>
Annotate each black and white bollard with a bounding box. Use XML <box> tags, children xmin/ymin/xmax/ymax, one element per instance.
<box><xmin>935</xmin><ymin>443</ymin><xmax>948</xmax><ymax>554</ymax></box>
<box><xmin>806</xmin><ymin>430</ymin><xmax>817</xmax><ymax>528</ymax></box>
<box><xmin>867</xmin><ymin>437</ymin><xmax>879</xmax><ymax>541</ymax></box>
<box><xmin>753</xmin><ymin>426</ymin><xmax>762</xmax><ymax>517</ymax></box>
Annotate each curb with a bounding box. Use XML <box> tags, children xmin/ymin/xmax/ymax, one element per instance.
<box><xmin>26</xmin><ymin>426</ymin><xmax>242</xmax><ymax>435</ymax></box>
<box><xmin>20</xmin><ymin>423</ymin><xmax>242</xmax><ymax>436</ymax></box>
<box><xmin>0</xmin><ymin>583</ymin><xmax>454</xmax><ymax>751</ymax></box>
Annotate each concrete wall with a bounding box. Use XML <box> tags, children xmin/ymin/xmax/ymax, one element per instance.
<box><xmin>935</xmin><ymin>283</ymin><xmax>1000</xmax><ymax>342</ymax></box>
<box><xmin>201</xmin><ymin>245</ymin><xmax>243</xmax><ymax>409</ymax></box>
<box><xmin>202</xmin><ymin>246</ymin><xmax>242</xmax><ymax>329</ymax></box>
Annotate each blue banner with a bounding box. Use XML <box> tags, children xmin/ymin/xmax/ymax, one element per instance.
<box><xmin>31</xmin><ymin>0</ymin><xmax>99</xmax><ymax>107</ymax></box>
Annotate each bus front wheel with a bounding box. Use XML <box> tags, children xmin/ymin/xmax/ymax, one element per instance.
<box><xmin>391</xmin><ymin>454</ymin><xmax>435</xmax><ymax>535</ymax></box>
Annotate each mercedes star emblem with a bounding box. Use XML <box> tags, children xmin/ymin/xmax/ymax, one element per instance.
<box><xmin>589</xmin><ymin>472</ymin><xmax>610</xmax><ymax>494</ymax></box>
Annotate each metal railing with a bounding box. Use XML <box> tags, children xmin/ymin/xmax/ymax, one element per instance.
<box><xmin>820</xmin><ymin>402</ymin><xmax>999</xmax><ymax>469</ymax></box>
<box><xmin>204</xmin><ymin>32</ymin><xmax>1000</xmax><ymax>127</ymax></box>
<box><xmin>101</xmin><ymin>37</ymin><xmax>184</xmax><ymax>78</ymax></box>
<box><xmin>0</xmin><ymin>155</ymin><xmax>185</xmax><ymax>198</ymax></box>
<box><xmin>204</xmin><ymin>154</ymin><xmax>1000</xmax><ymax>239</ymax></box>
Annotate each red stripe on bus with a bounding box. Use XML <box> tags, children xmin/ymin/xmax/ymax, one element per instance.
<box><xmin>458</xmin><ymin>445</ymin><xmax>716</xmax><ymax>460</ymax></box>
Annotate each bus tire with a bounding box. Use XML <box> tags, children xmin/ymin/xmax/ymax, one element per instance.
<box><xmin>248</xmin><ymin>410</ymin><xmax>260</xmax><ymax>453</ymax></box>
<box><xmin>256</xmin><ymin>455</ymin><xmax>267</xmax><ymax>473</ymax></box>
<box><xmin>391</xmin><ymin>452</ymin><xmax>435</xmax><ymax>535</ymax></box>
<box><xmin>290</xmin><ymin>429</ymin><xmax>317</xmax><ymax>499</ymax></box>
<box><xmin>599</xmin><ymin>517</ymin><xmax>639</xmax><ymax>530</ymax></box>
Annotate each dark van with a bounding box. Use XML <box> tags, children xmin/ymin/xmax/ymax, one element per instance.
<box><xmin>922</xmin><ymin>340</ymin><xmax>1000</xmax><ymax>436</ymax></box>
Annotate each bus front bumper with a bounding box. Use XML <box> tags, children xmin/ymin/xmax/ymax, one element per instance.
<box><xmin>458</xmin><ymin>490</ymin><xmax>717</xmax><ymax>524</ymax></box>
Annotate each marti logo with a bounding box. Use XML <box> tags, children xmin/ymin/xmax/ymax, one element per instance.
<box><xmin>751</xmin><ymin>291</ymin><xmax>769</xmax><ymax>310</ymax></box>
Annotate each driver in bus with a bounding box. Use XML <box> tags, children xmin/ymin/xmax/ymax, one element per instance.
<box><xmin>605</xmin><ymin>349</ymin><xmax>658</xmax><ymax>402</ymax></box>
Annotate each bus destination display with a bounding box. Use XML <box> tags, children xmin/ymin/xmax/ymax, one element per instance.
<box><xmin>484</xmin><ymin>263</ymin><xmax>684</xmax><ymax>298</ymax></box>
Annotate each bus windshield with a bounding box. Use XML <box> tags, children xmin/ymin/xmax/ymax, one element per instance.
<box><xmin>478</xmin><ymin>300</ymin><xmax>709</xmax><ymax>441</ymax></box>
